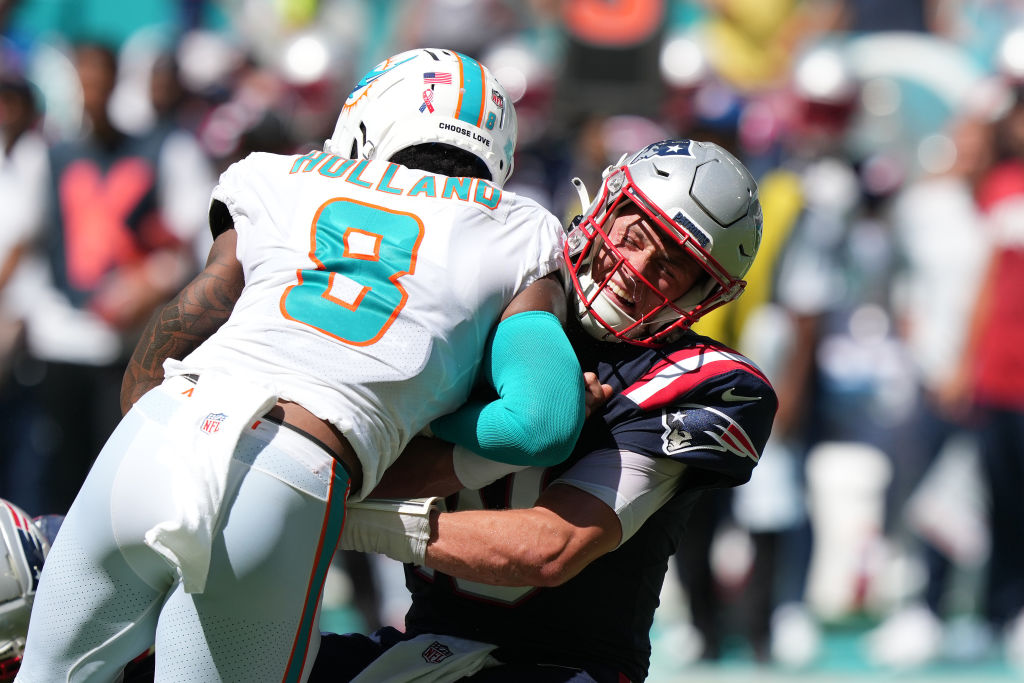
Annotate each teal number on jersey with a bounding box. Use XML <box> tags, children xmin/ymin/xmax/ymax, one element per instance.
<box><xmin>282</xmin><ymin>198</ymin><xmax>425</xmax><ymax>346</ymax></box>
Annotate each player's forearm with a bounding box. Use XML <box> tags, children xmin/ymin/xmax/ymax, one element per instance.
<box><xmin>429</xmin><ymin>310</ymin><xmax>585</xmax><ymax>466</ymax></box>
<box><xmin>340</xmin><ymin>483</ymin><xmax>620</xmax><ymax>581</ymax></box>
<box><xmin>120</xmin><ymin>293</ymin><xmax>213</xmax><ymax>412</ymax></box>
<box><xmin>425</xmin><ymin>506</ymin><xmax>583</xmax><ymax>587</ymax></box>
<box><xmin>120</xmin><ymin>230</ymin><xmax>243</xmax><ymax>413</ymax></box>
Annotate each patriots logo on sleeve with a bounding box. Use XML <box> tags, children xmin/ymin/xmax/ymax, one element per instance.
<box><xmin>597</xmin><ymin>339</ymin><xmax>774</xmax><ymax>476</ymax></box>
<box><xmin>661</xmin><ymin>404</ymin><xmax>760</xmax><ymax>462</ymax></box>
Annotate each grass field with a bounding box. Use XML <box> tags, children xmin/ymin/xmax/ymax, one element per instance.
<box><xmin>646</xmin><ymin>618</ymin><xmax>1020</xmax><ymax>682</ymax></box>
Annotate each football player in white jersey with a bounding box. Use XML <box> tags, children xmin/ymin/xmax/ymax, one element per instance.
<box><xmin>16</xmin><ymin>48</ymin><xmax>586</xmax><ymax>683</ymax></box>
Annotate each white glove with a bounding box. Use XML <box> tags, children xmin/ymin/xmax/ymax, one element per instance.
<box><xmin>452</xmin><ymin>444</ymin><xmax>530</xmax><ymax>490</ymax></box>
<box><xmin>340</xmin><ymin>497</ymin><xmax>444</xmax><ymax>565</ymax></box>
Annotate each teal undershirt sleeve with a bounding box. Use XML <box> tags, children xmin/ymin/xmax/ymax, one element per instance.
<box><xmin>430</xmin><ymin>310</ymin><xmax>585</xmax><ymax>466</ymax></box>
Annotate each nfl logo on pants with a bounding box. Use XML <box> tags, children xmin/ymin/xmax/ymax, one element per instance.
<box><xmin>201</xmin><ymin>412</ymin><xmax>227</xmax><ymax>435</ymax></box>
<box><xmin>421</xmin><ymin>641</ymin><xmax>453</xmax><ymax>664</ymax></box>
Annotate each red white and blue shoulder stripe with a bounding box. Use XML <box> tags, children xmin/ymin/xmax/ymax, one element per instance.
<box><xmin>621</xmin><ymin>342</ymin><xmax>771</xmax><ymax>410</ymax></box>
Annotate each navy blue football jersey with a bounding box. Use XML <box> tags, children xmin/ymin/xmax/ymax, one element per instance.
<box><xmin>401</xmin><ymin>323</ymin><xmax>777</xmax><ymax>681</ymax></box>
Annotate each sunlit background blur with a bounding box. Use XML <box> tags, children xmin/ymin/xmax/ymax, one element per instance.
<box><xmin>2</xmin><ymin>1</ymin><xmax>1024</xmax><ymax>681</ymax></box>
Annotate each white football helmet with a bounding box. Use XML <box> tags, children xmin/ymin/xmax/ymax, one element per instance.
<box><xmin>565</xmin><ymin>139</ymin><xmax>762</xmax><ymax>347</ymax></box>
<box><xmin>0</xmin><ymin>500</ymin><xmax>50</xmax><ymax>679</ymax></box>
<box><xmin>325</xmin><ymin>48</ymin><xmax>517</xmax><ymax>186</ymax></box>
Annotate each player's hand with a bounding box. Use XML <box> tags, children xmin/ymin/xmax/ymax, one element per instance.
<box><xmin>583</xmin><ymin>371</ymin><xmax>613</xmax><ymax>419</ymax></box>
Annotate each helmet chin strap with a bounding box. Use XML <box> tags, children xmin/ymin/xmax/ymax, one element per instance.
<box><xmin>575</xmin><ymin>267</ymin><xmax>642</xmax><ymax>343</ymax></box>
<box><xmin>569</xmin><ymin>179</ymin><xmax>656</xmax><ymax>343</ymax></box>
<box><xmin>575</xmin><ymin>261</ymin><xmax>718</xmax><ymax>344</ymax></box>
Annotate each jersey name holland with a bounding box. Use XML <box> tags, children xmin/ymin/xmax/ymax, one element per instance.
<box><xmin>403</xmin><ymin>328</ymin><xmax>777</xmax><ymax>680</ymax></box>
<box><xmin>167</xmin><ymin>151</ymin><xmax>565</xmax><ymax>498</ymax></box>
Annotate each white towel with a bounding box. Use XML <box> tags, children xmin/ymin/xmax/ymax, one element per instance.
<box><xmin>144</xmin><ymin>370</ymin><xmax>276</xmax><ymax>593</ymax></box>
<box><xmin>349</xmin><ymin>633</ymin><xmax>499</xmax><ymax>683</ymax></box>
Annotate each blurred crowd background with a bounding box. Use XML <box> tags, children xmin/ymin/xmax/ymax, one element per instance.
<box><xmin>2</xmin><ymin>0</ymin><xmax>1024</xmax><ymax>680</ymax></box>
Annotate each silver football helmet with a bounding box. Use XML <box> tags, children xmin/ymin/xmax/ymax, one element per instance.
<box><xmin>324</xmin><ymin>48</ymin><xmax>517</xmax><ymax>186</ymax></box>
<box><xmin>565</xmin><ymin>139</ymin><xmax>763</xmax><ymax>346</ymax></box>
<box><xmin>0</xmin><ymin>500</ymin><xmax>50</xmax><ymax>677</ymax></box>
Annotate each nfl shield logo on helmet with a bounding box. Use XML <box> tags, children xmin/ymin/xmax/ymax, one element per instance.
<box><xmin>421</xmin><ymin>641</ymin><xmax>454</xmax><ymax>664</ymax></box>
<box><xmin>200</xmin><ymin>413</ymin><xmax>228</xmax><ymax>435</ymax></box>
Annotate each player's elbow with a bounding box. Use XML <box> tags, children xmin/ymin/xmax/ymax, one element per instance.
<box><xmin>522</xmin><ymin>434</ymin><xmax>576</xmax><ymax>469</ymax></box>
<box><xmin>515</xmin><ymin>403</ymin><xmax>584</xmax><ymax>467</ymax></box>
<box><xmin>518</xmin><ymin>525</ymin><xmax>588</xmax><ymax>587</ymax></box>
<box><xmin>531</xmin><ymin>558</ymin><xmax>580</xmax><ymax>587</ymax></box>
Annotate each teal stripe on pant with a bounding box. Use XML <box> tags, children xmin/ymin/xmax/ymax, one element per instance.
<box><xmin>283</xmin><ymin>462</ymin><xmax>349</xmax><ymax>683</ymax></box>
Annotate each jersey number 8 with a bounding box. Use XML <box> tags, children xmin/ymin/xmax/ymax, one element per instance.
<box><xmin>281</xmin><ymin>198</ymin><xmax>425</xmax><ymax>346</ymax></box>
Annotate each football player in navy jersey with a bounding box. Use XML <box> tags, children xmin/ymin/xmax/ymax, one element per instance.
<box><xmin>310</xmin><ymin>138</ymin><xmax>776</xmax><ymax>683</ymax></box>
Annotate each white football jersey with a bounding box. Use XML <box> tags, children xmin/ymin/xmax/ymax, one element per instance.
<box><xmin>165</xmin><ymin>151</ymin><xmax>565</xmax><ymax>496</ymax></box>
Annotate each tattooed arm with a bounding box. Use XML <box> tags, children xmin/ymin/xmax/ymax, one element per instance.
<box><xmin>119</xmin><ymin>228</ymin><xmax>244</xmax><ymax>414</ymax></box>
